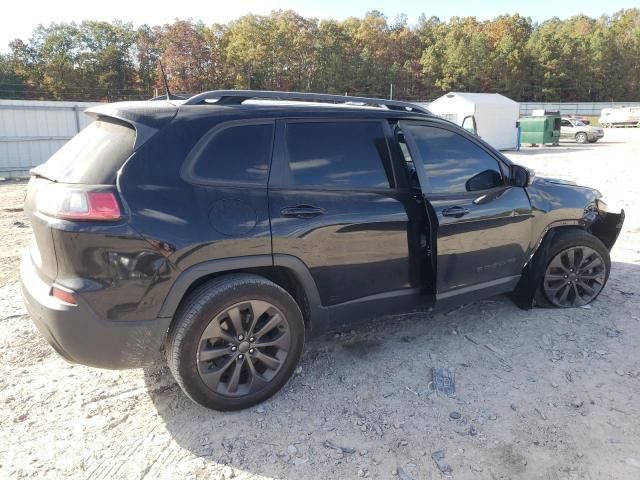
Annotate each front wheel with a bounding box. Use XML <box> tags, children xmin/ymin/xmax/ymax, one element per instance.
<box><xmin>575</xmin><ymin>132</ymin><xmax>588</xmax><ymax>144</ymax></box>
<box><xmin>166</xmin><ymin>273</ymin><xmax>305</xmax><ymax>410</ymax></box>
<box><xmin>538</xmin><ymin>230</ymin><xmax>610</xmax><ymax>308</ymax></box>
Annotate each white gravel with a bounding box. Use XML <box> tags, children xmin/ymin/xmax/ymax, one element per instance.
<box><xmin>1</xmin><ymin>128</ymin><xmax>639</xmax><ymax>479</ymax></box>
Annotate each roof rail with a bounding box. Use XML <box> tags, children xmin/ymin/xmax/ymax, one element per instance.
<box><xmin>182</xmin><ymin>90</ymin><xmax>430</xmax><ymax>114</ymax></box>
<box><xmin>150</xmin><ymin>92</ymin><xmax>193</xmax><ymax>101</ymax></box>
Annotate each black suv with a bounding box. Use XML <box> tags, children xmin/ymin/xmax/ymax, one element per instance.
<box><xmin>21</xmin><ymin>90</ymin><xmax>624</xmax><ymax>410</ymax></box>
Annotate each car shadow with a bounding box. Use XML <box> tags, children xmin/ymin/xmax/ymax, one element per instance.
<box><xmin>142</xmin><ymin>259</ymin><xmax>640</xmax><ymax>478</ymax></box>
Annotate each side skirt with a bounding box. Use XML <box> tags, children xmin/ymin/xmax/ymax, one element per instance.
<box><xmin>314</xmin><ymin>288</ymin><xmax>434</xmax><ymax>336</ymax></box>
<box><xmin>434</xmin><ymin>275</ymin><xmax>521</xmax><ymax>312</ymax></box>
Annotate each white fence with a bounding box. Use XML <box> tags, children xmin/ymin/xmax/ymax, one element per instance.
<box><xmin>518</xmin><ymin>102</ymin><xmax>640</xmax><ymax>116</ymax></box>
<box><xmin>0</xmin><ymin>100</ymin><xmax>100</xmax><ymax>177</ymax></box>
<box><xmin>418</xmin><ymin>101</ymin><xmax>640</xmax><ymax>117</ymax></box>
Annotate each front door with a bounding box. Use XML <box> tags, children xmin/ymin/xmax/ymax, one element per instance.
<box><xmin>560</xmin><ymin>119</ymin><xmax>573</xmax><ymax>140</ymax></box>
<box><xmin>399</xmin><ymin>121</ymin><xmax>533</xmax><ymax>300</ymax></box>
<box><xmin>268</xmin><ymin>118</ymin><xmax>427</xmax><ymax>309</ymax></box>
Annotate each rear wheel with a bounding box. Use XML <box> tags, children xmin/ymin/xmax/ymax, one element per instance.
<box><xmin>575</xmin><ymin>132</ymin><xmax>588</xmax><ymax>144</ymax></box>
<box><xmin>166</xmin><ymin>274</ymin><xmax>304</xmax><ymax>410</ymax></box>
<box><xmin>538</xmin><ymin>230</ymin><xmax>610</xmax><ymax>308</ymax></box>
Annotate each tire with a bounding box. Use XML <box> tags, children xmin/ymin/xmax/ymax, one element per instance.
<box><xmin>166</xmin><ymin>273</ymin><xmax>305</xmax><ymax>410</ymax></box>
<box><xmin>575</xmin><ymin>132</ymin><xmax>588</xmax><ymax>144</ymax></box>
<box><xmin>588</xmin><ymin>139</ymin><xmax>598</xmax><ymax>143</ymax></box>
<box><xmin>535</xmin><ymin>229</ymin><xmax>610</xmax><ymax>308</ymax></box>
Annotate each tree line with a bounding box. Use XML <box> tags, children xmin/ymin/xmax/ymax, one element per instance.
<box><xmin>1</xmin><ymin>9</ymin><xmax>639</xmax><ymax>103</ymax></box>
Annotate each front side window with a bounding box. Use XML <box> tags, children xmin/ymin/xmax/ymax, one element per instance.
<box><xmin>188</xmin><ymin>122</ymin><xmax>273</xmax><ymax>184</ymax></box>
<box><xmin>283</xmin><ymin>121</ymin><xmax>392</xmax><ymax>188</ymax></box>
<box><xmin>403</xmin><ymin>125</ymin><xmax>504</xmax><ymax>194</ymax></box>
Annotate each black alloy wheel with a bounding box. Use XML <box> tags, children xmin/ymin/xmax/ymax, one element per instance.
<box><xmin>166</xmin><ymin>273</ymin><xmax>304</xmax><ymax>410</ymax></box>
<box><xmin>543</xmin><ymin>246</ymin><xmax>607</xmax><ymax>307</ymax></box>
<box><xmin>196</xmin><ymin>300</ymin><xmax>291</xmax><ymax>396</ymax></box>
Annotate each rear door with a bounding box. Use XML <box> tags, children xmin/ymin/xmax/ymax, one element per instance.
<box><xmin>399</xmin><ymin>121</ymin><xmax>533</xmax><ymax>300</ymax></box>
<box><xmin>268</xmin><ymin>118</ymin><xmax>428</xmax><ymax>308</ymax></box>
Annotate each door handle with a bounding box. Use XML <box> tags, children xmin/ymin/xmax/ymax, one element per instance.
<box><xmin>281</xmin><ymin>205</ymin><xmax>326</xmax><ymax>219</ymax></box>
<box><xmin>441</xmin><ymin>206</ymin><xmax>470</xmax><ymax>218</ymax></box>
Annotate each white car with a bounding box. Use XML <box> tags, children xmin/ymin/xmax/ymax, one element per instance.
<box><xmin>560</xmin><ymin>117</ymin><xmax>604</xmax><ymax>144</ymax></box>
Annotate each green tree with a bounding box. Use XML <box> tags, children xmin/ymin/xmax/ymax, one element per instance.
<box><xmin>78</xmin><ymin>21</ymin><xmax>137</xmax><ymax>100</ymax></box>
<box><xmin>32</xmin><ymin>23</ymin><xmax>83</xmax><ymax>99</ymax></box>
<box><xmin>421</xmin><ymin>17</ymin><xmax>492</xmax><ymax>94</ymax></box>
<box><xmin>0</xmin><ymin>54</ymin><xmax>28</xmax><ymax>98</ymax></box>
<box><xmin>484</xmin><ymin>15</ymin><xmax>534</xmax><ymax>99</ymax></box>
<box><xmin>225</xmin><ymin>14</ymin><xmax>272</xmax><ymax>89</ymax></box>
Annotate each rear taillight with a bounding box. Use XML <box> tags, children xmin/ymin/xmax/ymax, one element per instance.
<box><xmin>37</xmin><ymin>186</ymin><xmax>121</xmax><ymax>221</ymax></box>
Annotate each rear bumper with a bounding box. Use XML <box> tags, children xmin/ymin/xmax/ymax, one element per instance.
<box><xmin>20</xmin><ymin>249</ymin><xmax>171</xmax><ymax>369</ymax></box>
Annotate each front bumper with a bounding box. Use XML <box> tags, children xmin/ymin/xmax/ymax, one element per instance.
<box><xmin>20</xmin><ymin>250</ymin><xmax>171</xmax><ymax>369</ymax></box>
<box><xmin>591</xmin><ymin>209</ymin><xmax>625</xmax><ymax>251</ymax></box>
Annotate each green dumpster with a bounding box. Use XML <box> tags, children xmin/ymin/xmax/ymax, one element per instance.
<box><xmin>519</xmin><ymin>115</ymin><xmax>560</xmax><ymax>146</ymax></box>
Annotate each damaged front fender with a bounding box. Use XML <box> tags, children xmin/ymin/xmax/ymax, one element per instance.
<box><xmin>513</xmin><ymin>208</ymin><xmax>625</xmax><ymax>310</ymax></box>
<box><xmin>590</xmin><ymin>209</ymin><xmax>625</xmax><ymax>251</ymax></box>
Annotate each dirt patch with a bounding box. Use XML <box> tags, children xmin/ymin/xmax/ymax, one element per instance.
<box><xmin>1</xmin><ymin>130</ymin><xmax>640</xmax><ymax>479</ymax></box>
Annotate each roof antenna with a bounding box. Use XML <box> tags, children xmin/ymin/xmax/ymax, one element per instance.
<box><xmin>159</xmin><ymin>60</ymin><xmax>173</xmax><ymax>100</ymax></box>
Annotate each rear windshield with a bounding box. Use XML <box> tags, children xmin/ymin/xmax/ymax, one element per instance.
<box><xmin>35</xmin><ymin>117</ymin><xmax>136</xmax><ymax>184</ymax></box>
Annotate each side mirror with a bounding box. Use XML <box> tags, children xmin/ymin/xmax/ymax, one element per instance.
<box><xmin>510</xmin><ymin>164</ymin><xmax>534</xmax><ymax>187</ymax></box>
<box><xmin>465</xmin><ymin>169</ymin><xmax>502</xmax><ymax>192</ymax></box>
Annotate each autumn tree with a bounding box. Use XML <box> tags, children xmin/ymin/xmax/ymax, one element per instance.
<box><xmin>158</xmin><ymin>19</ymin><xmax>214</xmax><ymax>93</ymax></box>
<box><xmin>2</xmin><ymin>9</ymin><xmax>639</xmax><ymax>102</ymax></box>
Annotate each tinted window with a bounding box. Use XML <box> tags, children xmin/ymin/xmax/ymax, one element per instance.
<box><xmin>284</xmin><ymin>121</ymin><xmax>391</xmax><ymax>188</ymax></box>
<box><xmin>404</xmin><ymin>125</ymin><xmax>503</xmax><ymax>194</ymax></box>
<box><xmin>189</xmin><ymin>123</ymin><xmax>273</xmax><ymax>184</ymax></box>
<box><xmin>35</xmin><ymin>118</ymin><xmax>135</xmax><ymax>184</ymax></box>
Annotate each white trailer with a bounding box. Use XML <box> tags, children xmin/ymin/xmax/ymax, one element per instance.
<box><xmin>599</xmin><ymin>107</ymin><xmax>640</xmax><ymax>127</ymax></box>
<box><xmin>427</xmin><ymin>92</ymin><xmax>520</xmax><ymax>150</ymax></box>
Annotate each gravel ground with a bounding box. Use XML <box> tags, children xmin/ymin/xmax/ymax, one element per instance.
<box><xmin>1</xmin><ymin>129</ymin><xmax>639</xmax><ymax>480</ymax></box>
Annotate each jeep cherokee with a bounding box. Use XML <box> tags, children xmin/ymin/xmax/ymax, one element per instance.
<box><xmin>20</xmin><ymin>90</ymin><xmax>625</xmax><ymax>410</ymax></box>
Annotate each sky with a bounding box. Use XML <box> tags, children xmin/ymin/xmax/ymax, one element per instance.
<box><xmin>2</xmin><ymin>0</ymin><xmax>637</xmax><ymax>52</ymax></box>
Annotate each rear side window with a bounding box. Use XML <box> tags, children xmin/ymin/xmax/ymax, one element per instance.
<box><xmin>36</xmin><ymin>117</ymin><xmax>135</xmax><ymax>184</ymax></box>
<box><xmin>283</xmin><ymin>121</ymin><xmax>392</xmax><ymax>188</ymax></box>
<box><xmin>187</xmin><ymin>122</ymin><xmax>274</xmax><ymax>185</ymax></box>
<box><xmin>404</xmin><ymin>125</ymin><xmax>503</xmax><ymax>194</ymax></box>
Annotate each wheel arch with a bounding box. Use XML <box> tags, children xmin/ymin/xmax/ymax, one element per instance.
<box><xmin>513</xmin><ymin>224</ymin><xmax>587</xmax><ymax>309</ymax></box>
<box><xmin>159</xmin><ymin>254</ymin><xmax>323</xmax><ymax>331</ymax></box>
